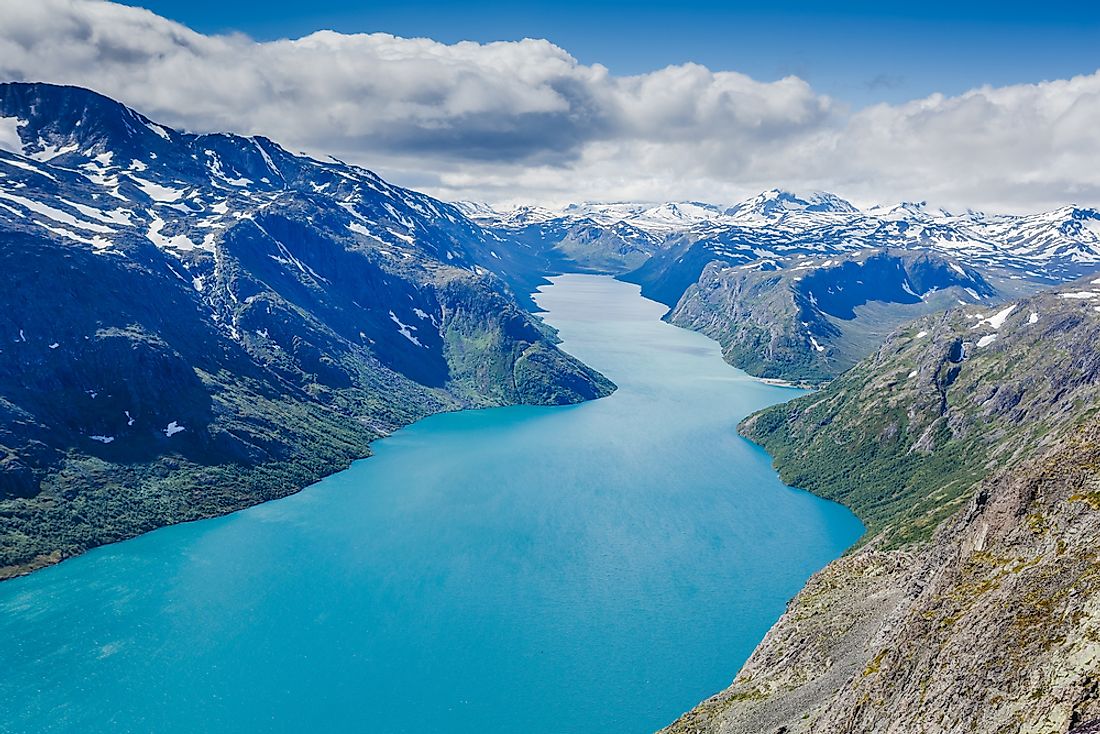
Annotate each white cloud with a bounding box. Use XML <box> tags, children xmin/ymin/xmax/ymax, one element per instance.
<box><xmin>0</xmin><ymin>0</ymin><xmax>1097</xmax><ymax>212</ymax></box>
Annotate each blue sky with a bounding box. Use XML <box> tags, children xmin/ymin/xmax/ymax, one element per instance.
<box><xmin>124</xmin><ymin>0</ymin><xmax>1100</xmax><ymax>106</ymax></box>
<box><xmin>6</xmin><ymin>0</ymin><xmax>1100</xmax><ymax>209</ymax></box>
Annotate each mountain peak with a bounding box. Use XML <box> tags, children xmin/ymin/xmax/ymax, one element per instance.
<box><xmin>866</xmin><ymin>200</ymin><xmax>955</xmax><ymax>221</ymax></box>
<box><xmin>725</xmin><ymin>189</ymin><xmax>859</xmax><ymax>220</ymax></box>
<box><xmin>0</xmin><ymin>82</ymin><xmax>179</xmax><ymax>162</ymax></box>
<box><xmin>452</xmin><ymin>201</ymin><xmax>501</xmax><ymax>219</ymax></box>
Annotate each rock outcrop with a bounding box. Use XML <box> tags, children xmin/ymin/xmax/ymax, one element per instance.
<box><xmin>669</xmin><ymin>249</ymin><xmax>997</xmax><ymax>385</ymax></box>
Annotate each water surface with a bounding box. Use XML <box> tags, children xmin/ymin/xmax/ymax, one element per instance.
<box><xmin>0</xmin><ymin>274</ymin><xmax>862</xmax><ymax>733</ymax></box>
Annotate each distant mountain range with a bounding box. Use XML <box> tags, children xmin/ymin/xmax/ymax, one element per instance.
<box><xmin>0</xmin><ymin>82</ymin><xmax>612</xmax><ymax>578</ymax></box>
<box><xmin>463</xmin><ymin>191</ymin><xmax>1100</xmax><ymax>285</ymax></box>
<box><xmin>464</xmin><ymin>190</ymin><xmax>1100</xmax><ymax>383</ymax></box>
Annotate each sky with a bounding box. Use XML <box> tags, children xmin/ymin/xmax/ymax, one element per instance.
<box><xmin>121</xmin><ymin>0</ymin><xmax>1100</xmax><ymax>106</ymax></box>
<box><xmin>1</xmin><ymin>0</ymin><xmax>1099</xmax><ymax>212</ymax></box>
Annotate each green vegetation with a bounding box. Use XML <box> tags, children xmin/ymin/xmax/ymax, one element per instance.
<box><xmin>671</xmin><ymin>250</ymin><xmax>1018</xmax><ymax>387</ymax></box>
<box><xmin>740</xmin><ymin>283</ymin><xmax>1100</xmax><ymax>548</ymax></box>
<box><xmin>720</xmin><ymin>324</ymin><xmax>833</xmax><ymax>385</ymax></box>
<box><xmin>743</xmin><ymin>399</ymin><xmax>986</xmax><ymax>547</ymax></box>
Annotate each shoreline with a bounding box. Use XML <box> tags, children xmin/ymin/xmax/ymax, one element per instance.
<box><xmin>0</xmin><ymin>273</ymin><xmax>859</xmax><ymax>734</ymax></box>
<box><xmin>755</xmin><ymin>376</ymin><xmax>818</xmax><ymax>389</ymax></box>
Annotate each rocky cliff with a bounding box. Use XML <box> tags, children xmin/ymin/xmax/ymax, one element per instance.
<box><xmin>663</xmin><ymin>276</ymin><xmax>1100</xmax><ymax>733</ymax></box>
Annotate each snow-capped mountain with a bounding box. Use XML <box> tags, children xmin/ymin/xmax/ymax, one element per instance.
<box><xmin>467</xmin><ymin>189</ymin><xmax>1100</xmax><ymax>289</ymax></box>
<box><xmin>0</xmin><ymin>83</ymin><xmax>504</xmax><ymax>271</ymax></box>
<box><xmin>975</xmin><ymin>206</ymin><xmax>1100</xmax><ymax>268</ymax></box>
<box><xmin>567</xmin><ymin>201</ymin><xmax>728</xmax><ymax>234</ymax></box>
<box><xmin>723</xmin><ymin>189</ymin><xmax>860</xmax><ymax>224</ymax></box>
<box><xmin>863</xmin><ymin>200</ymin><xmax>956</xmax><ymax>221</ymax></box>
<box><xmin>0</xmin><ymin>82</ymin><xmax>611</xmax><ymax>576</ymax></box>
<box><xmin>460</xmin><ymin>188</ymin><xmax>1100</xmax><ymax>383</ymax></box>
<box><xmin>464</xmin><ymin>199</ymin><xmax>726</xmax><ymax>236</ymax></box>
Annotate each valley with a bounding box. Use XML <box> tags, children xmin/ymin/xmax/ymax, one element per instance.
<box><xmin>0</xmin><ymin>274</ymin><xmax>862</xmax><ymax>734</ymax></box>
<box><xmin>3</xmin><ymin>81</ymin><xmax>1100</xmax><ymax>734</ymax></box>
<box><xmin>468</xmin><ymin>190</ymin><xmax>1100</xmax><ymax>384</ymax></box>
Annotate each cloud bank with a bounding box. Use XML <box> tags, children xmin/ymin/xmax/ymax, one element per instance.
<box><xmin>1</xmin><ymin>0</ymin><xmax>1098</xmax><ymax>211</ymax></box>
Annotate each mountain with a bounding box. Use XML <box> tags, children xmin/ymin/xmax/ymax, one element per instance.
<box><xmin>663</xmin><ymin>275</ymin><xmax>1100</xmax><ymax>732</ymax></box>
<box><xmin>461</xmin><ymin>201</ymin><xmax>670</xmax><ymax>273</ymax></box>
<box><xmin>463</xmin><ymin>200</ymin><xmax>758</xmax><ymax>274</ymax></box>
<box><xmin>622</xmin><ymin>195</ymin><xmax>1100</xmax><ymax>307</ymax></box>
<box><xmin>464</xmin><ymin>191</ymin><xmax>1100</xmax><ymax>383</ymax></box>
<box><xmin>0</xmin><ymin>82</ymin><xmax>613</xmax><ymax>579</ymax></box>
<box><xmin>465</xmin><ymin>191</ymin><xmax>1100</xmax><ymax>327</ymax></box>
<box><xmin>669</xmin><ymin>249</ymin><xmax>996</xmax><ymax>384</ymax></box>
<box><xmin>723</xmin><ymin>188</ymin><xmax>860</xmax><ymax>223</ymax></box>
<box><xmin>514</xmin><ymin>190</ymin><xmax>1091</xmax><ymax>382</ymax></box>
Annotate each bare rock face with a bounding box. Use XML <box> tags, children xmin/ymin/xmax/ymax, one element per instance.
<box><xmin>817</xmin><ymin>420</ymin><xmax>1100</xmax><ymax>734</ymax></box>
<box><xmin>662</xmin><ymin>549</ymin><xmax>912</xmax><ymax>734</ymax></box>
<box><xmin>663</xmin><ymin>278</ymin><xmax>1100</xmax><ymax>733</ymax></box>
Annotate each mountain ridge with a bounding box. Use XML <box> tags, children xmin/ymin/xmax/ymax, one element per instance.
<box><xmin>669</xmin><ymin>248</ymin><xmax>997</xmax><ymax>385</ymax></box>
<box><xmin>463</xmin><ymin>191</ymin><xmax>1100</xmax><ymax>273</ymax></box>
<box><xmin>467</xmin><ymin>190</ymin><xmax>1100</xmax><ymax>382</ymax></box>
<box><xmin>0</xmin><ymin>81</ymin><xmax>613</xmax><ymax>579</ymax></box>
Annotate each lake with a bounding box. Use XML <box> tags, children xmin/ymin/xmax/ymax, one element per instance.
<box><xmin>0</xmin><ymin>274</ymin><xmax>862</xmax><ymax>733</ymax></box>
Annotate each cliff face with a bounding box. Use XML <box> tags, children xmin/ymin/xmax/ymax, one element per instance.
<box><xmin>663</xmin><ymin>278</ymin><xmax>1100</xmax><ymax>733</ymax></box>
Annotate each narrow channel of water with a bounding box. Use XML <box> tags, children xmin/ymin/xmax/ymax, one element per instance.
<box><xmin>0</xmin><ymin>274</ymin><xmax>862</xmax><ymax>733</ymax></box>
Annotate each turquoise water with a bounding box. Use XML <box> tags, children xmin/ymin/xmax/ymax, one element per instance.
<box><xmin>0</xmin><ymin>274</ymin><xmax>862</xmax><ymax>734</ymax></box>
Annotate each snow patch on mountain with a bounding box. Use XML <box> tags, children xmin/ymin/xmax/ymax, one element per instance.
<box><xmin>389</xmin><ymin>311</ymin><xmax>424</xmax><ymax>347</ymax></box>
<box><xmin>976</xmin><ymin>304</ymin><xmax>1017</xmax><ymax>330</ymax></box>
<box><xmin>0</xmin><ymin>116</ymin><xmax>24</xmax><ymax>154</ymax></box>
<box><xmin>131</xmin><ymin>176</ymin><xmax>184</xmax><ymax>202</ymax></box>
<box><xmin>1</xmin><ymin>154</ymin><xmax>57</xmax><ymax>180</ymax></box>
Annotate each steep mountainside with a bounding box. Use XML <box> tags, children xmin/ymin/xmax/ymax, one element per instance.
<box><xmin>669</xmin><ymin>249</ymin><xmax>996</xmax><ymax>385</ymax></box>
<box><xmin>662</xmin><ymin>276</ymin><xmax>1100</xmax><ymax>733</ymax></box>
<box><xmin>0</xmin><ymin>83</ymin><xmax>613</xmax><ymax>579</ymax></box>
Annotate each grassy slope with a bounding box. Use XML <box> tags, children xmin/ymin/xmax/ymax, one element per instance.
<box><xmin>669</xmin><ymin>251</ymin><xmax>1013</xmax><ymax>387</ymax></box>
<box><xmin>740</xmin><ymin>279</ymin><xmax>1100</xmax><ymax>547</ymax></box>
